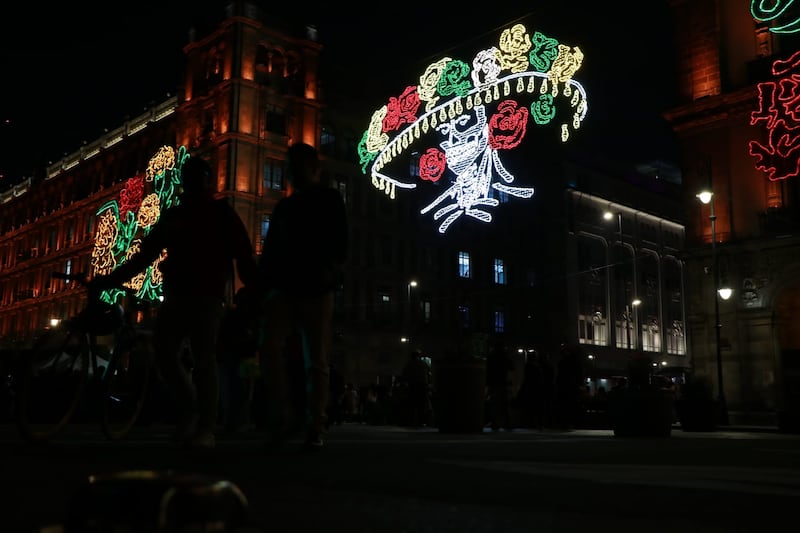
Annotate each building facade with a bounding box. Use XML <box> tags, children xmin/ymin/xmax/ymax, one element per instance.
<box><xmin>1</xmin><ymin>3</ymin><xmax>686</xmax><ymax>395</ymax></box>
<box><xmin>665</xmin><ymin>0</ymin><xmax>800</xmax><ymax>427</ymax></box>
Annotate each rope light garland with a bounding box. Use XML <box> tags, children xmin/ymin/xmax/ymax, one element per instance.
<box><xmin>751</xmin><ymin>0</ymin><xmax>800</xmax><ymax>34</ymax></box>
<box><xmin>358</xmin><ymin>23</ymin><xmax>588</xmax><ymax>233</ymax></box>
<box><xmin>749</xmin><ymin>50</ymin><xmax>800</xmax><ymax>181</ymax></box>
<box><xmin>90</xmin><ymin>145</ymin><xmax>190</xmax><ymax>303</ymax></box>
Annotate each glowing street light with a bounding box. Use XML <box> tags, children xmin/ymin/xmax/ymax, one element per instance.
<box><xmin>697</xmin><ymin>190</ymin><xmax>731</xmax><ymax>426</ymax></box>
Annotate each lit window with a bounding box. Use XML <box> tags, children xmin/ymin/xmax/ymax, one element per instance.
<box><xmin>458</xmin><ymin>251</ymin><xmax>471</xmax><ymax>278</ymax></box>
<box><xmin>493</xmin><ymin>258</ymin><xmax>506</xmax><ymax>285</ymax></box>
<box><xmin>263</xmin><ymin>159</ymin><xmax>283</xmax><ymax>191</ymax></box>
<box><xmin>260</xmin><ymin>215</ymin><xmax>270</xmax><ymax>241</ymax></box>
<box><xmin>409</xmin><ymin>152</ymin><xmax>421</xmax><ymax>178</ymax></box>
<box><xmin>494</xmin><ymin>309</ymin><xmax>505</xmax><ymax>333</ymax></box>
<box><xmin>321</xmin><ymin>126</ymin><xmax>336</xmax><ymax>156</ymax></box>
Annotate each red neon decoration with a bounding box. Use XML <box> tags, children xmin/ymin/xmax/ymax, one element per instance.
<box><xmin>419</xmin><ymin>148</ymin><xmax>446</xmax><ymax>182</ymax></box>
<box><xmin>382</xmin><ymin>86</ymin><xmax>422</xmax><ymax>133</ymax></box>
<box><xmin>749</xmin><ymin>50</ymin><xmax>800</xmax><ymax>181</ymax></box>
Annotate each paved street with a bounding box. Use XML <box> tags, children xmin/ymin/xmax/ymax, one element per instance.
<box><xmin>1</xmin><ymin>422</ymin><xmax>799</xmax><ymax>532</ymax></box>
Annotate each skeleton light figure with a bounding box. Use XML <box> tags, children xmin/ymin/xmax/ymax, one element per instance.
<box><xmin>357</xmin><ymin>23</ymin><xmax>589</xmax><ymax>235</ymax></box>
<box><xmin>421</xmin><ymin>104</ymin><xmax>534</xmax><ymax>233</ymax></box>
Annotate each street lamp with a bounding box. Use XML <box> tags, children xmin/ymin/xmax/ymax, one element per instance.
<box><xmin>407</xmin><ymin>280</ymin><xmax>418</xmax><ymax>302</ymax></box>
<box><xmin>624</xmin><ymin>298</ymin><xmax>642</xmax><ymax>351</ymax></box>
<box><xmin>406</xmin><ymin>280</ymin><xmax>418</xmax><ymax>340</ymax></box>
<box><xmin>606</xmin><ymin>210</ymin><xmax>635</xmax><ymax>350</ymax></box>
<box><xmin>696</xmin><ymin>190</ymin><xmax>731</xmax><ymax>426</ymax></box>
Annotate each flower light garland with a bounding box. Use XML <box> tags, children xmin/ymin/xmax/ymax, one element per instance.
<box><xmin>358</xmin><ymin>23</ymin><xmax>588</xmax><ymax>233</ymax></box>
<box><xmin>90</xmin><ymin>145</ymin><xmax>189</xmax><ymax>303</ymax></box>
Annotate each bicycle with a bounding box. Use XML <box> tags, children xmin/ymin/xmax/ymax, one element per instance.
<box><xmin>15</xmin><ymin>271</ymin><xmax>155</xmax><ymax>443</ymax></box>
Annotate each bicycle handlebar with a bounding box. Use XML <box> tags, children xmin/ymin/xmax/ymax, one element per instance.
<box><xmin>51</xmin><ymin>271</ymin><xmax>139</xmax><ymax>299</ymax></box>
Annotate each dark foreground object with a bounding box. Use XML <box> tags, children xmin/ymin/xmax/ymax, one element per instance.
<box><xmin>64</xmin><ymin>470</ymin><xmax>248</xmax><ymax>532</ymax></box>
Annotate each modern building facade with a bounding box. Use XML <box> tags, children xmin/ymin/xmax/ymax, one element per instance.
<box><xmin>1</xmin><ymin>2</ymin><xmax>686</xmax><ymax>395</ymax></box>
<box><xmin>665</xmin><ymin>0</ymin><xmax>800</xmax><ymax>427</ymax></box>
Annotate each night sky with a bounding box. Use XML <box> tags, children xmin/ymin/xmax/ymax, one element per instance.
<box><xmin>0</xmin><ymin>2</ymin><xmax>679</xmax><ymax>189</ymax></box>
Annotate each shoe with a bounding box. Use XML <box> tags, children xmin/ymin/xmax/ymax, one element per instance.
<box><xmin>303</xmin><ymin>430</ymin><xmax>324</xmax><ymax>451</ymax></box>
<box><xmin>184</xmin><ymin>431</ymin><xmax>215</xmax><ymax>450</ymax></box>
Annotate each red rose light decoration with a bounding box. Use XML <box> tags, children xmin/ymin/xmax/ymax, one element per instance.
<box><xmin>489</xmin><ymin>100</ymin><xmax>529</xmax><ymax>150</ymax></box>
<box><xmin>419</xmin><ymin>148</ymin><xmax>446</xmax><ymax>182</ymax></box>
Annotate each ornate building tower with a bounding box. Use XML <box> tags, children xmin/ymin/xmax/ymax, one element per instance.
<box><xmin>665</xmin><ymin>0</ymin><xmax>800</xmax><ymax>428</ymax></box>
<box><xmin>175</xmin><ymin>1</ymin><xmax>323</xmax><ymax>256</ymax></box>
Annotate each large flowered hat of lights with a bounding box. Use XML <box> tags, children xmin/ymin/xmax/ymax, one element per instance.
<box><xmin>358</xmin><ymin>23</ymin><xmax>588</xmax><ymax>233</ymax></box>
<box><xmin>90</xmin><ymin>145</ymin><xmax>189</xmax><ymax>304</ymax></box>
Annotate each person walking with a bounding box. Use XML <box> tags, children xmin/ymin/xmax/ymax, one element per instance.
<box><xmin>257</xmin><ymin>142</ymin><xmax>348</xmax><ymax>450</ymax></box>
<box><xmin>485</xmin><ymin>336</ymin><xmax>515</xmax><ymax>431</ymax></box>
<box><xmin>89</xmin><ymin>155</ymin><xmax>258</xmax><ymax>449</ymax></box>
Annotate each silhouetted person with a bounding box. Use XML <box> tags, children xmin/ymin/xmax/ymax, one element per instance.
<box><xmin>258</xmin><ymin>142</ymin><xmax>348</xmax><ymax>449</ymax></box>
<box><xmin>217</xmin><ymin>285</ymin><xmax>260</xmax><ymax>434</ymax></box>
<box><xmin>486</xmin><ymin>337</ymin><xmax>515</xmax><ymax>431</ymax></box>
<box><xmin>89</xmin><ymin>155</ymin><xmax>258</xmax><ymax>449</ymax></box>
<box><xmin>555</xmin><ymin>343</ymin><xmax>584</xmax><ymax>429</ymax></box>
<box><xmin>401</xmin><ymin>349</ymin><xmax>432</xmax><ymax>427</ymax></box>
<box><xmin>515</xmin><ymin>350</ymin><xmax>544</xmax><ymax>429</ymax></box>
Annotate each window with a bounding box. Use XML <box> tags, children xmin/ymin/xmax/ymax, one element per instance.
<box><xmin>320</xmin><ymin>126</ymin><xmax>336</xmax><ymax>156</ymax></box>
<box><xmin>260</xmin><ymin>215</ymin><xmax>271</xmax><ymax>241</ymax></box>
<box><xmin>663</xmin><ymin>257</ymin><xmax>685</xmax><ymax>355</ymax></box>
<box><xmin>422</xmin><ymin>300</ymin><xmax>431</xmax><ymax>324</ymax></box>
<box><xmin>458</xmin><ymin>251</ymin><xmax>471</xmax><ymax>278</ymax></box>
<box><xmin>66</xmin><ymin>219</ymin><xmax>75</xmax><ymax>245</ymax></box>
<box><xmin>376</xmin><ymin>291</ymin><xmax>391</xmax><ymax>325</ymax></box>
<box><xmin>409</xmin><ymin>152</ymin><xmax>421</xmax><ymax>178</ymax></box>
<box><xmin>526</xmin><ymin>268</ymin><xmax>536</xmax><ymax>287</ymax></box>
<box><xmin>86</xmin><ymin>215</ymin><xmax>95</xmax><ymax>237</ymax></box>
<box><xmin>265</xmin><ymin>105</ymin><xmax>287</xmax><ymax>135</ymax></box>
<box><xmin>48</xmin><ymin>227</ymin><xmax>57</xmax><ymax>252</ymax></box>
<box><xmin>578</xmin><ymin>312</ymin><xmax>608</xmax><ymax>346</ymax></box>
<box><xmin>492</xmin><ymin>187</ymin><xmax>509</xmax><ymax>204</ymax></box>
<box><xmin>258</xmin><ymin>215</ymin><xmax>270</xmax><ymax>255</ymax></box>
<box><xmin>335</xmin><ymin>179</ymin><xmax>347</xmax><ymax>204</ymax></box>
<box><xmin>493</xmin><ymin>309</ymin><xmax>505</xmax><ymax>333</ymax></box>
<box><xmin>458</xmin><ymin>305</ymin><xmax>470</xmax><ymax>329</ymax></box>
<box><xmin>493</xmin><ymin>258</ymin><xmax>506</xmax><ymax>285</ymax></box>
<box><xmin>577</xmin><ymin>236</ymin><xmax>608</xmax><ymax>347</ymax></box>
<box><xmin>263</xmin><ymin>159</ymin><xmax>283</xmax><ymax>191</ymax></box>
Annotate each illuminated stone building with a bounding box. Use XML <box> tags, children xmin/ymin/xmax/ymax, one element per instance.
<box><xmin>665</xmin><ymin>0</ymin><xmax>800</xmax><ymax>427</ymax></box>
<box><xmin>0</xmin><ymin>3</ymin><xmax>687</xmax><ymax>393</ymax></box>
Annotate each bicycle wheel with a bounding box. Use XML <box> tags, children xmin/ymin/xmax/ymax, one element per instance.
<box><xmin>101</xmin><ymin>336</ymin><xmax>152</xmax><ymax>440</ymax></box>
<box><xmin>15</xmin><ymin>328</ymin><xmax>90</xmax><ymax>443</ymax></box>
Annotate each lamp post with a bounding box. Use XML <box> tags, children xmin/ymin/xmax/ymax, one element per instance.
<box><xmin>696</xmin><ymin>190</ymin><xmax>730</xmax><ymax>426</ymax></box>
<box><xmin>406</xmin><ymin>280</ymin><xmax>418</xmax><ymax>341</ymax></box>
<box><xmin>623</xmin><ymin>298</ymin><xmax>642</xmax><ymax>351</ymax></box>
<box><xmin>605</xmin><ymin>210</ymin><xmax>632</xmax><ymax>350</ymax></box>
